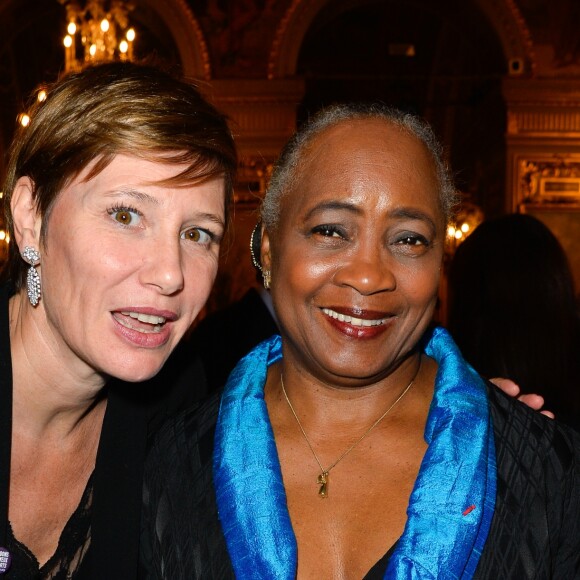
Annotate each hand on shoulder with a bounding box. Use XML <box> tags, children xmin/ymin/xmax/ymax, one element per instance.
<box><xmin>489</xmin><ymin>378</ymin><xmax>555</xmax><ymax>419</ymax></box>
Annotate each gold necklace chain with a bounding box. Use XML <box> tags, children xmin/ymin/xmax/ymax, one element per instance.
<box><xmin>280</xmin><ymin>359</ymin><xmax>421</xmax><ymax>498</ymax></box>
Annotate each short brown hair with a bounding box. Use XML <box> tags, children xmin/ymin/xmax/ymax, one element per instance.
<box><xmin>2</xmin><ymin>60</ymin><xmax>237</xmax><ymax>288</ymax></box>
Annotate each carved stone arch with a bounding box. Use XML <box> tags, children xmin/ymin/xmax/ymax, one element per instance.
<box><xmin>268</xmin><ymin>0</ymin><xmax>331</xmax><ymax>80</ymax></box>
<box><xmin>138</xmin><ymin>0</ymin><xmax>211</xmax><ymax>80</ymax></box>
<box><xmin>268</xmin><ymin>0</ymin><xmax>536</xmax><ymax>79</ymax></box>
<box><xmin>475</xmin><ymin>0</ymin><xmax>536</xmax><ymax>75</ymax></box>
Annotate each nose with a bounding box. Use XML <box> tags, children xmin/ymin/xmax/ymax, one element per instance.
<box><xmin>140</xmin><ymin>236</ymin><xmax>185</xmax><ymax>295</ymax></box>
<box><xmin>333</xmin><ymin>245</ymin><xmax>396</xmax><ymax>296</ymax></box>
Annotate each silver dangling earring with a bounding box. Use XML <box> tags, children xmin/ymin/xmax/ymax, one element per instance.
<box><xmin>262</xmin><ymin>269</ymin><xmax>271</xmax><ymax>290</ymax></box>
<box><xmin>22</xmin><ymin>246</ymin><xmax>41</xmax><ymax>306</ymax></box>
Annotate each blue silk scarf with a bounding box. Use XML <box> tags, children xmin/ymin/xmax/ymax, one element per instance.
<box><xmin>213</xmin><ymin>327</ymin><xmax>496</xmax><ymax>579</ymax></box>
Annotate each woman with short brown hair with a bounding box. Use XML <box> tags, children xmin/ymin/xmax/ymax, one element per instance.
<box><xmin>1</xmin><ymin>60</ymin><xmax>236</xmax><ymax>579</ymax></box>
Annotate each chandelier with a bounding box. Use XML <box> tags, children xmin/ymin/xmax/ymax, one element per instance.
<box><xmin>59</xmin><ymin>0</ymin><xmax>136</xmax><ymax>72</ymax></box>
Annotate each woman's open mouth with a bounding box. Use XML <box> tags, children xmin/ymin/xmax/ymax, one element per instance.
<box><xmin>114</xmin><ymin>311</ymin><xmax>167</xmax><ymax>334</ymax></box>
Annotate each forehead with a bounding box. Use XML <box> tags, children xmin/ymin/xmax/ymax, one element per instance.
<box><xmin>282</xmin><ymin>118</ymin><xmax>443</xmax><ymax>217</ymax></box>
<box><xmin>77</xmin><ymin>153</ymin><xmax>187</xmax><ymax>183</ymax></box>
<box><xmin>52</xmin><ymin>154</ymin><xmax>225</xmax><ymax>212</ymax></box>
<box><xmin>303</xmin><ymin>118</ymin><xmax>435</xmax><ymax>180</ymax></box>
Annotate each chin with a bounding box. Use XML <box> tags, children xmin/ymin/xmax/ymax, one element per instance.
<box><xmin>102</xmin><ymin>354</ymin><xmax>168</xmax><ymax>384</ymax></box>
<box><xmin>118</xmin><ymin>369</ymin><xmax>163</xmax><ymax>383</ymax></box>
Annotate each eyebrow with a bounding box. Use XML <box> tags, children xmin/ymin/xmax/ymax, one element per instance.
<box><xmin>390</xmin><ymin>207</ymin><xmax>438</xmax><ymax>233</ymax></box>
<box><xmin>104</xmin><ymin>188</ymin><xmax>161</xmax><ymax>205</ymax></box>
<box><xmin>304</xmin><ymin>201</ymin><xmax>362</xmax><ymax>221</ymax></box>
<box><xmin>104</xmin><ymin>188</ymin><xmax>225</xmax><ymax>228</ymax></box>
<box><xmin>196</xmin><ymin>212</ymin><xmax>226</xmax><ymax>229</ymax></box>
<box><xmin>304</xmin><ymin>200</ymin><xmax>438</xmax><ymax>232</ymax></box>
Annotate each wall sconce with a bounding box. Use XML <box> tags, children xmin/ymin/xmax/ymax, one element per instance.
<box><xmin>445</xmin><ymin>201</ymin><xmax>484</xmax><ymax>256</ymax></box>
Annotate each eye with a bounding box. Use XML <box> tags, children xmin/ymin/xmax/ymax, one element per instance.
<box><xmin>181</xmin><ymin>227</ymin><xmax>214</xmax><ymax>245</ymax></box>
<box><xmin>108</xmin><ymin>206</ymin><xmax>142</xmax><ymax>226</ymax></box>
<box><xmin>392</xmin><ymin>232</ymin><xmax>432</xmax><ymax>256</ymax></box>
<box><xmin>396</xmin><ymin>234</ymin><xmax>428</xmax><ymax>246</ymax></box>
<box><xmin>311</xmin><ymin>224</ymin><xmax>346</xmax><ymax>239</ymax></box>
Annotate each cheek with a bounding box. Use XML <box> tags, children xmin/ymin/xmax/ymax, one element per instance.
<box><xmin>275</xmin><ymin>243</ymin><xmax>337</xmax><ymax>291</ymax></box>
<box><xmin>42</xmin><ymin>242</ymin><xmax>95</xmax><ymax>290</ymax></box>
<box><xmin>45</xmin><ymin>221</ymin><xmax>127</xmax><ymax>281</ymax></box>
<box><xmin>399</xmin><ymin>261</ymin><xmax>441</xmax><ymax>305</ymax></box>
<box><xmin>286</xmin><ymin>262</ymin><xmax>334</xmax><ymax>294</ymax></box>
<box><xmin>183</xmin><ymin>257</ymin><xmax>219</xmax><ymax>315</ymax></box>
<box><xmin>73</xmin><ymin>246</ymin><xmax>137</xmax><ymax>291</ymax></box>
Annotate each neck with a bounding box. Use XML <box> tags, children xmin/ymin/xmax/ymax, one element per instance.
<box><xmin>267</xmin><ymin>351</ymin><xmax>430</xmax><ymax>433</ymax></box>
<box><xmin>9</xmin><ymin>292</ymin><xmax>107</xmax><ymax>439</ymax></box>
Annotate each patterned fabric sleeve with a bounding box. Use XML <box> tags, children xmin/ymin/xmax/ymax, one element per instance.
<box><xmin>140</xmin><ymin>394</ymin><xmax>234</xmax><ymax>580</ymax></box>
<box><xmin>475</xmin><ymin>384</ymin><xmax>580</xmax><ymax>579</ymax></box>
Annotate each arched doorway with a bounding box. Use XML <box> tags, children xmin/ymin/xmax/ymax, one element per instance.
<box><xmin>269</xmin><ymin>0</ymin><xmax>533</xmax><ymax>219</ymax></box>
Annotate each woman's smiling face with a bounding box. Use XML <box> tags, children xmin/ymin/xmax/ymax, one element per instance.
<box><xmin>262</xmin><ymin>118</ymin><xmax>446</xmax><ymax>387</ymax></box>
<box><xmin>35</xmin><ymin>153</ymin><xmax>226</xmax><ymax>382</ymax></box>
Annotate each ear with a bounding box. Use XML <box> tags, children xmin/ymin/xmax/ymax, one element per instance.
<box><xmin>11</xmin><ymin>177</ymin><xmax>42</xmax><ymax>254</ymax></box>
<box><xmin>260</xmin><ymin>224</ymin><xmax>272</xmax><ymax>272</ymax></box>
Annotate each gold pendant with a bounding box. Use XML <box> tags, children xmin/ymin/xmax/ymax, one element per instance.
<box><xmin>317</xmin><ymin>471</ymin><xmax>329</xmax><ymax>498</ymax></box>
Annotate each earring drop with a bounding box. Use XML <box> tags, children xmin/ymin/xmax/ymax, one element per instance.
<box><xmin>262</xmin><ymin>269</ymin><xmax>271</xmax><ymax>290</ymax></box>
<box><xmin>22</xmin><ymin>246</ymin><xmax>41</xmax><ymax>306</ymax></box>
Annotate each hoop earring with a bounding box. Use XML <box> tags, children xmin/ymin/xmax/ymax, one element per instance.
<box><xmin>22</xmin><ymin>246</ymin><xmax>41</xmax><ymax>306</ymax></box>
<box><xmin>250</xmin><ymin>221</ymin><xmax>263</xmax><ymax>272</ymax></box>
<box><xmin>262</xmin><ymin>269</ymin><xmax>271</xmax><ymax>290</ymax></box>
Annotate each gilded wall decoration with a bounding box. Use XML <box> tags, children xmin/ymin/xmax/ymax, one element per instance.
<box><xmin>519</xmin><ymin>157</ymin><xmax>580</xmax><ymax>206</ymax></box>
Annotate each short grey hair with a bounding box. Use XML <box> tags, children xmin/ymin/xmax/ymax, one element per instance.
<box><xmin>261</xmin><ymin>103</ymin><xmax>458</xmax><ymax>229</ymax></box>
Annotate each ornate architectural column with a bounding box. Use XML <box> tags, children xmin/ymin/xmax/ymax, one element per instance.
<box><xmin>205</xmin><ymin>78</ymin><xmax>305</xmax><ymax>202</ymax></box>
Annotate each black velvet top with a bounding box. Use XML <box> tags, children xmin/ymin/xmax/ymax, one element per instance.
<box><xmin>142</xmin><ymin>381</ymin><xmax>580</xmax><ymax>579</ymax></box>
<box><xmin>0</xmin><ymin>285</ymin><xmax>207</xmax><ymax>579</ymax></box>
